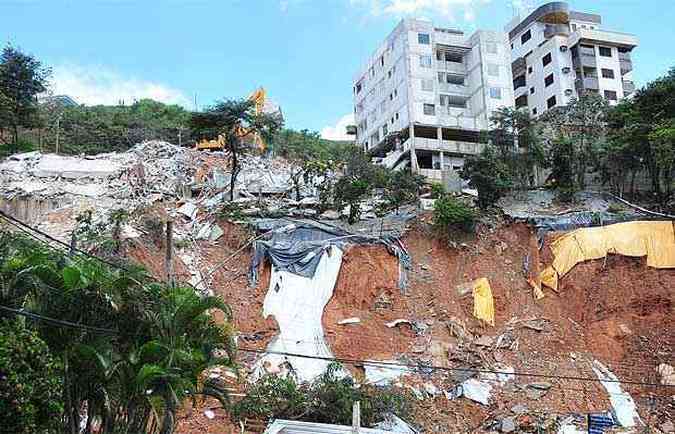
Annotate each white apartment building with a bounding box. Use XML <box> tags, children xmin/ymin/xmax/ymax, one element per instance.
<box><xmin>506</xmin><ymin>2</ymin><xmax>638</xmax><ymax>116</ymax></box>
<box><xmin>352</xmin><ymin>19</ymin><xmax>514</xmax><ymax>182</ymax></box>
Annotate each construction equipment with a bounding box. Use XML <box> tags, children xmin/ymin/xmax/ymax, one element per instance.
<box><xmin>195</xmin><ymin>87</ymin><xmax>279</xmax><ymax>152</ymax></box>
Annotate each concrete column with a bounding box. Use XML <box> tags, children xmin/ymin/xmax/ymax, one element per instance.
<box><xmin>440</xmin><ymin>151</ymin><xmax>445</xmax><ymax>171</ymax></box>
<box><xmin>410</xmin><ymin>123</ymin><xmax>418</xmax><ymax>173</ymax></box>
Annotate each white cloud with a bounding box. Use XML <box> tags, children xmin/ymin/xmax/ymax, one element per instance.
<box><xmin>350</xmin><ymin>0</ymin><xmax>490</xmax><ymax>22</ymax></box>
<box><xmin>321</xmin><ymin>113</ymin><xmax>355</xmax><ymax>141</ymax></box>
<box><xmin>49</xmin><ymin>64</ymin><xmax>191</xmax><ymax>107</ymax></box>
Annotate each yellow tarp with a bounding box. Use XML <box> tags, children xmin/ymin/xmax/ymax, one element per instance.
<box><xmin>536</xmin><ymin>221</ymin><xmax>675</xmax><ymax>296</ymax></box>
<box><xmin>473</xmin><ymin>277</ymin><xmax>495</xmax><ymax>326</ymax></box>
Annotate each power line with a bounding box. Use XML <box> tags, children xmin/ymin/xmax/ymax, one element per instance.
<box><xmin>0</xmin><ymin>305</ymin><xmax>119</xmax><ymax>335</ymax></box>
<box><xmin>237</xmin><ymin>347</ymin><xmax>674</xmax><ymax>389</ymax></box>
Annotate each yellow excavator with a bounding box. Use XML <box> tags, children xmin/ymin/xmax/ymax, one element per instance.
<box><xmin>194</xmin><ymin>87</ymin><xmax>274</xmax><ymax>152</ymax></box>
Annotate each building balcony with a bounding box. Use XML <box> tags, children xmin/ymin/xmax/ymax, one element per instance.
<box><xmin>404</xmin><ymin>136</ymin><xmax>484</xmax><ymax>155</ymax></box>
<box><xmin>544</xmin><ymin>23</ymin><xmax>570</xmax><ymax>38</ymax></box>
<box><xmin>438</xmin><ymin>82</ymin><xmax>469</xmax><ymax>96</ymax></box>
<box><xmin>622</xmin><ymin>80</ymin><xmax>636</xmax><ymax>95</ymax></box>
<box><xmin>436</xmin><ymin>60</ymin><xmax>466</xmax><ymax>75</ymax></box>
<box><xmin>620</xmin><ymin>57</ymin><xmax>633</xmax><ymax>75</ymax></box>
<box><xmin>576</xmin><ymin>76</ymin><xmax>599</xmax><ymax>91</ymax></box>
<box><xmin>568</xmin><ymin>28</ymin><xmax>639</xmax><ymax>50</ymax></box>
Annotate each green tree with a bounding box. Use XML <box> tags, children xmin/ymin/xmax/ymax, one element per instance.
<box><xmin>333</xmin><ymin>146</ymin><xmax>386</xmax><ymax>223</ymax></box>
<box><xmin>433</xmin><ymin>195</ymin><xmax>476</xmax><ymax>233</ymax></box>
<box><xmin>0</xmin><ymin>44</ymin><xmax>51</xmax><ymax>153</ymax></box>
<box><xmin>382</xmin><ymin>170</ymin><xmax>424</xmax><ymax>213</ymax></box>
<box><xmin>0</xmin><ymin>231</ymin><xmax>236</xmax><ymax>434</ymax></box>
<box><xmin>0</xmin><ymin>318</ymin><xmax>63</xmax><ymax>434</ymax></box>
<box><xmin>488</xmin><ymin>107</ymin><xmax>544</xmax><ymax>188</ymax></box>
<box><xmin>191</xmin><ymin>98</ymin><xmax>283</xmax><ymax>200</ymax></box>
<box><xmin>460</xmin><ymin>146</ymin><xmax>512</xmax><ymax>209</ymax></box>
<box><xmin>540</xmin><ymin>94</ymin><xmax>609</xmax><ymax>193</ymax></box>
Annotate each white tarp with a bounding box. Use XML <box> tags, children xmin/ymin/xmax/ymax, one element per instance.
<box><xmin>592</xmin><ymin>360</ymin><xmax>640</xmax><ymax>427</ymax></box>
<box><xmin>254</xmin><ymin>246</ymin><xmax>343</xmax><ymax>383</ymax></box>
<box><xmin>364</xmin><ymin>361</ymin><xmax>411</xmax><ymax>385</ymax></box>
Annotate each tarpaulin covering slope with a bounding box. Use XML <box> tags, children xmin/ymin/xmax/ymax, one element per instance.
<box><xmin>472</xmin><ymin>278</ymin><xmax>495</xmax><ymax>326</ymax></box>
<box><xmin>536</xmin><ymin>221</ymin><xmax>675</xmax><ymax>294</ymax></box>
<box><xmin>253</xmin><ymin>246</ymin><xmax>343</xmax><ymax>383</ymax></box>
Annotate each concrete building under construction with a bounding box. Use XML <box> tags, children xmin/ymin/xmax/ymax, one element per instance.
<box><xmin>352</xmin><ymin>19</ymin><xmax>514</xmax><ymax>183</ymax></box>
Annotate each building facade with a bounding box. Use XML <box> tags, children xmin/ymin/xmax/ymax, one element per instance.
<box><xmin>506</xmin><ymin>1</ymin><xmax>638</xmax><ymax>117</ymax></box>
<box><xmin>352</xmin><ymin>19</ymin><xmax>514</xmax><ymax>182</ymax></box>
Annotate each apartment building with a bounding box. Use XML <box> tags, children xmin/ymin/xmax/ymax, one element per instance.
<box><xmin>352</xmin><ymin>19</ymin><xmax>514</xmax><ymax>182</ymax></box>
<box><xmin>506</xmin><ymin>1</ymin><xmax>638</xmax><ymax>116</ymax></box>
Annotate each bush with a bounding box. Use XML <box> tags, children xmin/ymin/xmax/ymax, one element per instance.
<box><xmin>0</xmin><ymin>318</ymin><xmax>63</xmax><ymax>434</ymax></box>
<box><xmin>433</xmin><ymin>195</ymin><xmax>476</xmax><ymax>232</ymax></box>
<box><xmin>231</xmin><ymin>363</ymin><xmax>413</xmax><ymax>428</ymax></box>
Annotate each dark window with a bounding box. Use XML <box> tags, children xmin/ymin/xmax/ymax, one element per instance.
<box><xmin>528</xmin><ymin>66</ymin><xmax>533</xmax><ymax>74</ymax></box>
<box><xmin>530</xmin><ymin>87</ymin><xmax>535</xmax><ymax>94</ymax></box>
<box><xmin>544</xmin><ymin>73</ymin><xmax>554</xmax><ymax>87</ymax></box>
<box><xmin>599</xmin><ymin>46</ymin><xmax>612</xmax><ymax>57</ymax></box>
<box><xmin>513</xmin><ymin>75</ymin><xmax>526</xmax><ymax>90</ymax></box>
<box><xmin>601</xmin><ymin>68</ymin><xmax>615</xmax><ymax>79</ymax></box>
<box><xmin>604</xmin><ymin>90</ymin><xmax>618</xmax><ymax>100</ymax></box>
<box><xmin>532</xmin><ymin>107</ymin><xmax>538</xmax><ymax>115</ymax></box>
<box><xmin>521</xmin><ymin>29</ymin><xmax>532</xmax><ymax>44</ymax></box>
<box><xmin>511</xmin><ymin>43</ymin><xmax>514</xmax><ymax>49</ymax></box>
<box><xmin>515</xmin><ymin>94</ymin><xmax>528</xmax><ymax>109</ymax></box>
<box><xmin>542</xmin><ymin>52</ymin><xmax>552</xmax><ymax>67</ymax></box>
<box><xmin>571</xmin><ymin>23</ymin><xmax>577</xmax><ymax>31</ymax></box>
<box><xmin>418</xmin><ymin>33</ymin><xmax>430</xmax><ymax>44</ymax></box>
<box><xmin>547</xmin><ymin>95</ymin><xmax>557</xmax><ymax>109</ymax></box>
<box><xmin>423</xmin><ymin>103</ymin><xmax>435</xmax><ymax>115</ymax></box>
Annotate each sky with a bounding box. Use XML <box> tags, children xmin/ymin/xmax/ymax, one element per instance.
<box><xmin>2</xmin><ymin>0</ymin><xmax>673</xmax><ymax>140</ymax></box>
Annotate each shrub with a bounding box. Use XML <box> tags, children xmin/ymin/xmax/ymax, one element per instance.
<box><xmin>0</xmin><ymin>318</ymin><xmax>63</xmax><ymax>434</ymax></box>
<box><xmin>433</xmin><ymin>195</ymin><xmax>476</xmax><ymax>232</ymax></box>
<box><xmin>429</xmin><ymin>182</ymin><xmax>445</xmax><ymax>199</ymax></box>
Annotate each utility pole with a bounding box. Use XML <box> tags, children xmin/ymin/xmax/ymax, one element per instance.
<box><xmin>55</xmin><ymin>115</ymin><xmax>61</xmax><ymax>154</ymax></box>
<box><xmin>164</xmin><ymin>220</ymin><xmax>174</xmax><ymax>287</ymax></box>
<box><xmin>351</xmin><ymin>401</ymin><xmax>361</xmax><ymax>434</ymax></box>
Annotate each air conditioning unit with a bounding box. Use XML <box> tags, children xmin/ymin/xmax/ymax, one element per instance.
<box><xmin>564</xmin><ymin>89</ymin><xmax>574</xmax><ymax>96</ymax></box>
<box><xmin>560</xmin><ymin>45</ymin><xmax>569</xmax><ymax>52</ymax></box>
<box><xmin>562</xmin><ymin>66</ymin><xmax>571</xmax><ymax>74</ymax></box>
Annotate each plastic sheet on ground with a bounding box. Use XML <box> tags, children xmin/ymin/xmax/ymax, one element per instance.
<box><xmin>591</xmin><ymin>360</ymin><xmax>640</xmax><ymax>428</ymax></box>
<box><xmin>472</xmin><ymin>278</ymin><xmax>495</xmax><ymax>326</ymax></box>
<box><xmin>248</xmin><ymin>218</ymin><xmax>411</xmax><ymax>290</ymax></box>
<box><xmin>363</xmin><ymin>361</ymin><xmax>412</xmax><ymax>385</ymax></box>
<box><xmin>253</xmin><ymin>246</ymin><xmax>343</xmax><ymax>383</ymax></box>
<box><xmin>537</xmin><ymin>221</ymin><xmax>675</xmax><ymax>294</ymax></box>
<box><xmin>458</xmin><ymin>378</ymin><xmax>493</xmax><ymax>405</ymax></box>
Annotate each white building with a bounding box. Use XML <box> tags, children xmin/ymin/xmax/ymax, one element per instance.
<box><xmin>352</xmin><ymin>19</ymin><xmax>514</xmax><ymax>182</ymax></box>
<box><xmin>506</xmin><ymin>1</ymin><xmax>638</xmax><ymax>116</ymax></box>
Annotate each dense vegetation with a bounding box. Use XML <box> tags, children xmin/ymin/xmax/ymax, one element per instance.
<box><xmin>232</xmin><ymin>363</ymin><xmax>413</xmax><ymax>430</ymax></box>
<box><xmin>0</xmin><ymin>231</ymin><xmax>236</xmax><ymax>434</ymax></box>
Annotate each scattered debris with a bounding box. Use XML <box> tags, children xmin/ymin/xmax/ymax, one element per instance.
<box><xmin>591</xmin><ymin>360</ymin><xmax>640</xmax><ymax>427</ymax></box>
<box><xmin>337</xmin><ymin>317</ymin><xmax>361</xmax><ymax>325</ymax></box>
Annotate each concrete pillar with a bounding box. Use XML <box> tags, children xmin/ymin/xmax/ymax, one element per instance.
<box><xmin>440</xmin><ymin>151</ymin><xmax>445</xmax><ymax>171</ymax></box>
<box><xmin>410</xmin><ymin>123</ymin><xmax>418</xmax><ymax>173</ymax></box>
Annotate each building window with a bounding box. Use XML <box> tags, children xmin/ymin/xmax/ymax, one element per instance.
<box><xmin>530</xmin><ymin>87</ymin><xmax>535</xmax><ymax>94</ymax></box>
<box><xmin>599</xmin><ymin>46</ymin><xmax>612</xmax><ymax>57</ymax></box>
<box><xmin>394</xmin><ymin>89</ymin><xmax>398</xmax><ymax>97</ymax></box>
<box><xmin>542</xmin><ymin>52</ymin><xmax>552</xmax><ymax>67</ymax></box>
<box><xmin>601</xmin><ymin>68</ymin><xmax>615</xmax><ymax>79</ymax></box>
<box><xmin>532</xmin><ymin>107</ymin><xmax>538</xmax><ymax>115</ymax></box>
<box><xmin>547</xmin><ymin>95</ymin><xmax>557</xmax><ymax>109</ymax></box>
<box><xmin>489</xmin><ymin>87</ymin><xmax>502</xmax><ymax>99</ymax></box>
<box><xmin>487</xmin><ymin>64</ymin><xmax>500</xmax><ymax>77</ymax></box>
<box><xmin>486</xmin><ymin>42</ymin><xmax>498</xmax><ymax>54</ymax></box>
<box><xmin>421</xmin><ymin>79</ymin><xmax>434</xmax><ymax>92</ymax></box>
<box><xmin>521</xmin><ymin>29</ymin><xmax>532</xmax><ymax>44</ymax></box>
<box><xmin>544</xmin><ymin>73</ymin><xmax>554</xmax><ymax>87</ymax></box>
<box><xmin>604</xmin><ymin>90</ymin><xmax>618</xmax><ymax>100</ymax></box>
<box><xmin>423</xmin><ymin>103</ymin><xmax>435</xmax><ymax>116</ymax></box>
<box><xmin>418</xmin><ymin>33</ymin><xmax>430</xmax><ymax>44</ymax></box>
<box><xmin>511</xmin><ymin>43</ymin><xmax>514</xmax><ymax>50</ymax></box>
<box><xmin>571</xmin><ymin>23</ymin><xmax>577</xmax><ymax>31</ymax></box>
<box><xmin>395</xmin><ymin>112</ymin><xmax>399</xmax><ymax>120</ymax></box>
<box><xmin>419</xmin><ymin>55</ymin><xmax>432</xmax><ymax>68</ymax></box>
<box><xmin>528</xmin><ymin>66</ymin><xmax>533</xmax><ymax>74</ymax></box>
<box><xmin>383</xmin><ymin>124</ymin><xmax>388</xmax><ymax>136</ymax></box>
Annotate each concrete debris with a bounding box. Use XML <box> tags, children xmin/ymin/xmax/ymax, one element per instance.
<box><xmin>499</xmin><ymin>417</ymin><xmax>516</xmax><ymax>433</ymax></box>
<box><xmin>337</xmin><ymin>317</ymin><xmax>361</xmax><ymax>325</ymax></box>
<box><xmin>177</xmin><ymin>202</ymin><xmax>198</xmax><ymax>220</ymax></box>
<box><xmin>658</xmin><ymin>363</ymin><xmax>675</xmax><ymax>386</ymax></box>
<box><xmin>203</xmin><ymin>410</ymin><xmax>215</xmax><ymax>420</ymax></box>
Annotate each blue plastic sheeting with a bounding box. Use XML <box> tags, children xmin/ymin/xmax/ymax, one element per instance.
<box><xmin>248</xmin><ymin>218</ymin><xmax>411</xmax><ymax>289</ymax></box>
<box><xmin>587</xmin><ymin>412</ymin><xmax>615</xmax><ymax>434</ymax></box>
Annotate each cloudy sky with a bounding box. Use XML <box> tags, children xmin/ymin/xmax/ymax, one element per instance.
<box><xmin>2</xmin><ymin>0</ymin><xmax>672</xmax><ymax>140</ymax></box>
